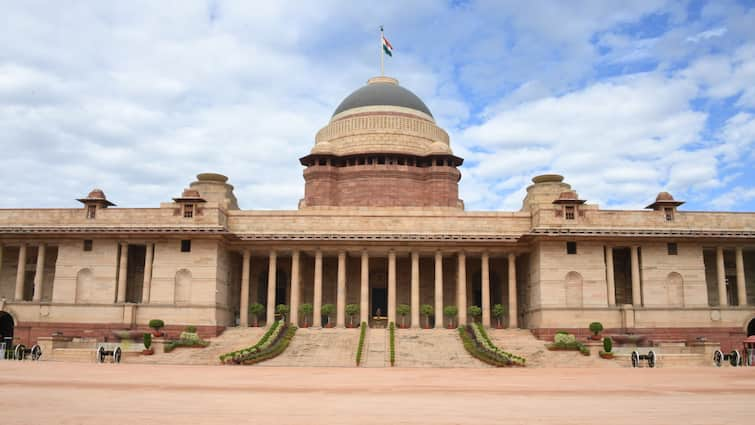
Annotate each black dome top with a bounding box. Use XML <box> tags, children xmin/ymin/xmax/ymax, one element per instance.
<box><xmin>333</xmin><ymin>78</ymin><xmax>433</xmax><ymax>118</ymax></box>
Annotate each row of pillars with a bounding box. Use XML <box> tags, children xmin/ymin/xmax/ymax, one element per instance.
<box><xmin>604</xmin><ymin>245</ymin><xmax>749</xmax><ymax>306</ymax></box>
<box><xmin>0</xmin><ymin>243</ymin><xmax>47</xmax><ymax>302</ymax></box>
<box><xmin>239</xmin><ymin>249</ymin><xmax>519</xmax><ymax>329</ymax></box>
<box><xmin>116</xmin><ymin>243</ymin><xmax>155</xmax><ymax>303</ymax></box>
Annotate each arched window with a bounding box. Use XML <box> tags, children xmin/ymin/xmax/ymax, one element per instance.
<box><xmin>565</xmin><ymin>271</ymin><xmax>583</xmax><ymax>307</ymax></box>
<box><xmin>175</xmin><ymin>269</ymin><xmax>192</xmax><ymax>304</ymax></box>
<box><xmin>75</xmin><ymin>268</ymin><xmax>95</xmax><ymax>303</ymax></box>
<box><xmin>666</xmin><ymin>272</ymin><xmax>684</xmax><ymax>307</ymax></box>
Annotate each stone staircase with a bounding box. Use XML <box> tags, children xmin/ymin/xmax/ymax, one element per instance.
<box><xmin>259</xmin><ymin>328</ymin><xmax>360</xmax><ymax>367</ymax></box>
<box><xmin>487</xmin><ymin>329</ymin><xmax>621</xmax><ymax>368</ymax></box>
<box><xmin>395</xmin><ymin>328</ymin><xmax>487</xmax><ymax>368</ymax></box>
<box><xmin>128</xmin><ymin>327</ymin><xmax>266</xmax><ymax>365</ymax></box>
<box><xmin>361</xmin><ymin>327</ymin><xmax>389</xmax><ymax>368</ymax></box>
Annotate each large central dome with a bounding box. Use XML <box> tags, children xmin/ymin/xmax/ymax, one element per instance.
<box><xmin>332</xmin><ymin>76</ymin><xmax>433</xmax><ymax>119</ymax></box>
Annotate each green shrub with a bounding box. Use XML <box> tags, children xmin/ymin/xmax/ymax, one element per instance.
<box><xmin>420</xmin><ymin>304</ymin><xmax>434</xmax><ymax>328</ymax></box>
<box><xmin>185</xmin><ymin>325</ymin><xmax>197</xmax><ymax>333</ymax></box>
<box><xmin>603</xmin><ymin>337</ymin><xmax>612</xmax><ymax>353</ymax></box>
<box><xmin>589</xmin><ymin>322</ymin><xmax>604</xmax><ymax>336</ymax></box>
<box><xmin>458</xmin><ymin>324</ymin><xmax>526</xmax><ymax>367</ymax></box>
<box><xmin>276</xmin><ymin>304</ymin><xmax>289</xmax><ymax>321</ymax></box>
<box><xmin>554</xmin><ymin>332</ymin><xmax>576</xmax><ymax>345</ymax></box>
<box><xmin>443</xmin><ymin>305</ymin><xmax>458</xmax><ymax>327</ymax></box>
<box><xmin>164</xmin><ymin>338</ymin><xmax>210</xmax><ymax>353</ymax></box>
<box><xmin>355</xmin><ymin>321</ymin><xmax>367</xmax><ymax>366</ymax></box>
<box><xmin>389</xmin><ymin>322</ymin><xmax>396</xmax><ymax>366</ymax></box>
<box><xmin>397</xmin><ymin>304</ymin><xmax>410</xmax><ymax>328</ymax></box>
<box><xmin>321</xmin><ymin>304</ymin><xmax>335</xmax><ymax>326</ymax></box>
<box><xmin>218</xmin><ymin>320</ymin><xmax>289</xmax><ymax>363</ymax></box>
<box><xmin>492</xmin><ymin>304</ymin><xmax>506</xmax><ymax>327</ymax></box>
<box><xmin>345</xmin><ymin>304</ymin><xmax>360</xmax><ymax>327</ymax></box>
<box><xmin>148</xmin><ymin>319</ymin><xmax>164</xmax><ymax>331</ymax></box>
<box><xmin>248</xmin><ymin>303</ymin><xmax>265</xmax><ymax>326</ymax></box>
<box><xmin>299</xmin><ymin>303</ymin><xmax>313</xmax><ymax>327</ymax></box>
<box><xmin>179</xmin><ymin>331</ymin><xmax>200</xmax><ymax>343</ymax></box>
<box><xmin>468</xmin><ymin>305</ymin><xmax>482</xmax><ymax>322</ymax></box>
<box><xmin>143</xmin><ymin>333</ymin><xmax>152</xmax><ymax>349</ymax></box>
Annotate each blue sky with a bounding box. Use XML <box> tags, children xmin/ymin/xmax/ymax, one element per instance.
<box><xmin>0</xmin><ymin>0</ymin><xmax>753</xmax><ymax>212</ymax></box>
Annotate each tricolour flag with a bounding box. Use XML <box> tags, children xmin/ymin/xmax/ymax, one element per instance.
<box><xmin>382</xmin><ymin>35</ymin><xmax>393</xmax><ymax>57</ymax></box>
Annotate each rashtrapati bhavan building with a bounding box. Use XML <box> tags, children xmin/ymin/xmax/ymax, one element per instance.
<box><xmin>1</xmin><ymin>76</ymin><xmax>754</xmax><ymax>349</ymax></box>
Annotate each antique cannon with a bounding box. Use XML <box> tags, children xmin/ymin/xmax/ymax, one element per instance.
<box><xmin>630</xmin><ymin>350</ymin><xmax>656</xmax><ymax>368</ymax></box>
<box><xmin>96</xmin><ymin>344</ymin><xmax>122</xmax><ymax>364</ymax></box>
<box><xmin>713</xmin><ymin>349</ymin><xmax>740</xmax><ymax>367</ymax></box>
<box><xmin>12</xmin><ymin>344</ymin><xmax>42</xmax><ymax>361</ymax></box>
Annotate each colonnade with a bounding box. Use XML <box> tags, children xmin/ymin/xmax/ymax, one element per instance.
<box><xmin>238</xmin><ymin>249</ymin><xmax>519</xmax><ymax>329</ymax></box>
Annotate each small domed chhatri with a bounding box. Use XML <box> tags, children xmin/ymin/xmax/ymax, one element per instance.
<box><xmin>646</xmin><ymin>191</ymin><xmax>684</xmax><ymax>210</ymax></box>
<box><xmin>77</xmin><ymin>188</ymin><xmax>115</xmax><ymax>206</ymax></box>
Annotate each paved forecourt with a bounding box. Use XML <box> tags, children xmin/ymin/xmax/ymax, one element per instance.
<box><xmin>1</xmin><ymin>361</ymin><xmax>753</xmax><ymax>425</ymax></box>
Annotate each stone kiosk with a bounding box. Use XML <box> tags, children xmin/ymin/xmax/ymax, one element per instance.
<box><xmin>0</xmin><ymin>76</ymin><xmax>754</xmax><ymax>354</ymax></box>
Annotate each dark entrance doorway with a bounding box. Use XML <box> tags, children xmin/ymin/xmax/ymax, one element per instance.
<box><xmin>372</xmin><ymin>288</ymin><xmax>387</xmax><ymax>317</ymax></box>
<box><xmin>0</xmin><ymin>312</ymin><xmax>14</xmax><ymax>341</ymax></box>
<box><xmin>748</xmin><ymin>318</ymin><xmax>755</xmax><ymax>337</ymax></box>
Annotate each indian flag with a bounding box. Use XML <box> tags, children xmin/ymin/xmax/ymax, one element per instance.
<box><xmin>382</xmin><ymin>35</ymin><xmax>393</xmax><ymax>57</ymax></box>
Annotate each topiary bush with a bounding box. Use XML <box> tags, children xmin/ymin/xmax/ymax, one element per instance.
<box><xmin>468</xmin><ymin>305</ymin><xmax>482</xmax><ymax>322</ymax></box>
<box><xmin>321</xmin><ymin>304</ymin><xmax>335</xmax><ymax>327</ymax></box>
<box><xmin>589</xmin><ymin>322</ymin><xmax>604</xmax><ymax>337</ymax></box>
<box><xmin>276</xmin><ymin>304</ymin><xmax>290</xmax><ymax>322</ymax></box>
<box><xmin>148</xmin><ymin>319</ymin><xmax>164</xmax><ymax>332</ymax></box>
<box><xmin>443</xmin><ymin>305</ymin><xmax>458</xmax><ymax>328</ymax></box>
<box><xmin>397</xmin><ymin>304</ymin><xmax>410</xmax><ymax>328</ymax></box>
<box><xmin>420</xmin><ymin>304</ymin><xmax>434</xmax><ymax>328</ymax></box>
<box><xmin>345</xmin><ymin>304</ymin><xmax>360</xmax><ymax>327</ymax></box>
<box><xmin>492</xmin><ymin>304</ymin><xmax>506</xmax><ymax>328</ymax></box>
<box><xmin>389</xmin><ymin>322</ymin><xmax>396</xmax><ymax>366</ymax></box>
<box><xmin>248</xmin><ymin>303</ymin><xmax>265</xmax><ymax>327</ymax></box>
<box><xmin>143</xmin><ymin>333</ymin><xmax>152</xmax><ymax>349</ymax></box>
<box><xmin>549</xmin><ymin>331</ymin><xmax>590</xmax><ymax>356</ymax></box>
<box><xmin>299</xmin><ymin>303</ymin><xmax>313</xmax><ymax>327</ymax></box>
<box><xmin>603</xmin><ymin>336</ymin><xmax>612</xmax><ymax>353</ymax></box>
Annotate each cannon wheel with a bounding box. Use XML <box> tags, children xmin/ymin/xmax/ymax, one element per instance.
<box><xmin>113</xmin><ymin>346</ymin><xmax>122</xmax><ymax>364</ymax></box>
<box><xmin>14</xmin><ymin>344</ymin><xmax>25</xmax><ymax>361</ymax></box>
<box><xmin>713</xmin><ymin>349</ymin><xmax>723</xmax><ymax>367</ymax></box>
<box><xmin>648</xmin><ymin>350</ymin><xmax>656</xmax><ymax>368</ymax></box>
<box><xmin>97</xmin><ymin>346</ymin><xmax>106</xmax><ymax>364</ymax></box>
<box><xmin>631</xmin><ymin>351</ymin><xmax>639</xmax><ymax>368</ymax></box>
<box><xmin>730</xmin><ymin>350</ymin><xmax>740</xmax><ymax>367</ymax></box>
<box><xmin>31</xmin><ymin>344</ymin><xmax>42</xmax><ymax>361</ymax></box>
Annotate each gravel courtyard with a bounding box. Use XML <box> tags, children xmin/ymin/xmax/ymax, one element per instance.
<box><xmin>1</xmin><ymin>362</ymin><xmax>753</xmax><ymax>424</ymax></box>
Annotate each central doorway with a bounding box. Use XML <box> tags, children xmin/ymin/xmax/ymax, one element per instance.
<box><xmin>372</xmin><ymin>288</ymin><xmax>387</xmax><ymax>318</ymax></box>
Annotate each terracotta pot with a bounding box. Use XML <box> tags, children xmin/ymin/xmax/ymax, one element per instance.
<box><xmin>151</xmin><ymin>330</ymin><xmax>163</xmax><ymax>337</ymax></box>
<box><xmin>599</xmin><ymin>352</ymin><xmax>614</xmax><ymax>359</ymax></box>
<box><xmin>142</xmin><ymin>348</ymin><xmax>154</xmax><ymax>355</ymax></box>
<box><xmin>590</xmin><ymin>334</ymin><xmax>602</xmax><ymax>341</ymax></box>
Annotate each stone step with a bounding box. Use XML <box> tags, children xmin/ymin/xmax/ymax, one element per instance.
<box><xmin>395</xmin><ymin>328</ymin><xmax>489</xmax><ymax>368</ymax></box>
<box><xmin>362</xmin><ymin>328</ymin><xmax>388</xmax><ymax>368</ymax></box>
<box><xmin>128</xmin><ymin>327</ymin><xmax>266</xmax><ymax>365</ymax></box>
<box><xmin>258</xmin><ymin>328</ymin><xmax>360</xmax><ymax>367</ymax></box>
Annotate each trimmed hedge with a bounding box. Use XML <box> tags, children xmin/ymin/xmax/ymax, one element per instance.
<box><xmin>459</xmin><ymin>326</ymin><xmax>510</xmax><ymax>367</ymax></box>
<box><xmin>219</xmin><ymin>320</ymin><xmax>285</xmax><ymax>363</ymax></box>
<box><xmin>471</xmin><ymin>322</ymin><xmax>526</xmax><ymax>366</ymax></box>
<box><xmin>389</xmin><ymin>321</ymin><xmax>396</xmax><ymax>366</ymax></box>
<box><xmin>355</xmin><ymin>321</ymin><xmax>367</xmax><ymax>366</ymax></box>
<box><xmin>164</xmin><ymin>338</ymin><xmax>210</xmax><ymax>353</ymax></box>
<box><xmin>548</xmin><ymin>331</ymin><xmax>590</xmax><ymax>355</ymax></box>
<box><xmin>240</xmin><ymin>325</ymin><xmax>297</xmax><ymax>365</ymax></box>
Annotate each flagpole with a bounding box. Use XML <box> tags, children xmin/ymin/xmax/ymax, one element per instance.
<box><xmin>380</xmin><ymin>25</ymin><xmax>384</xmax><ymax>76</ymax></box>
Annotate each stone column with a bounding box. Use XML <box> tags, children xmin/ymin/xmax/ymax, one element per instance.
<box><xmin>290</xmin><ymin>250</ymin><xmax>300</xmax><ymax>325</ymax></box>
<box><xmin>605</xmin><ymin>246</ymin><xmax>616</xmax><ymax>306</ymax></box>
<box><xmin>240</xmin><ymin>249</ymin><xmax>251</xmax><ymax>327</ymax></box>
<box><xmin>266</xmin><ymin>250</ymin><xmax>277</xmax><ymax>326</ymax></box>
<box><xmin>313</xmin><ymin>249</ymin><xmax>323</xmax><ymax>328</ymax></box>
<box><xmin>481</xmin><ymin>252</ymin><xmax>491</xmax><ymax>328</ymax></box>
<box><xmin>735</xmin><ymin>247</ymin><xmax>747</xmax><ymax>306</ymax></box>
<box><xmin>360</xmin><ymin>250</ymin><xmax>369</xmax><ymax>324</ymax></box>
<box><xmin>457</xmin><ymin>251</ymin><xmax>467</xmax><ymax>325</ymax></box>
<box><xmin>434</xmin><ymin>251</ymin><xmax>443</xmax><ymax>328</ymax></box>
<box><xmin>117</xmin><ymin>243</ymin><xmax>128</xmax><ymax>303</ymax></box>
<box><xmin>14</xmin><ymin>243</ymin><xmax>27</xmax><ymax>300</ymax></box>
<box><xmin>388</xmin><ymin>250</ymin><xmax>397</xmax><ymax>324</ymax></box>
<box><xmin>410</xmin><ymin>251</ymin><xmax>420</xmax><ymax>328</ymax></box>
<box><xmin>336</xmin><ymin>250</ymin><xmax>347</xmax><ymax>327</ymax></box>
<box><xmin>0</xmin><ymin>244</ymin><xmax>3</xmax><ymax>290</ymax></box>
<box><xmin>508</xmin><ymin>253</ymin><xmax>518</xmax><ymax>329</ymax></box>
<box><xmin>630</xmin><ymin>246</ymin><xmax>642</xmax><ymax>306</ymax></box>
<box><xmin>141</xmin><ymin>243</ymin><xmax>154</xmax><ymax>304</ymax></box>
<box><xmin>32</xmin><ymin>243</ymin><xmax>46</xmax><ymax>302</ymax></box>
<box><xmin>716</xmin><ymin>246</ymin><xmax>727</xmax><ymax>306</ymax></box>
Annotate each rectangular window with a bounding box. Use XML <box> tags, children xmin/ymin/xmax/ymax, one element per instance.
<box><xmin>565</xmin><ymin>206</ymin><xmax>575</xmax><ymax>220</ymax></box>
<box><xmin>83</xmin><ymin>240</ymin><xmax>93</xmax><ymax>251</ymax></box>
<box><xmin>664</xmin><ymin>207</ymin><xmax>674</xmax><ymax>221</ymax></box>
<box><xmin>566</xmin><ymin>241</ymin><xmax>577</xmax><ymax>255</ymax></box>
<box><xmin>86</xmin><ymin>205</ymin><xmax>96</xmax><ymax>219</ymax></box>
<box><xmin>180</xmin><ymin>240</ymin><xmax>191</xmax><ymax>252</ymax></box>
<box><xmin>183</xmin><ymin>204</ymin><xmax>194</xmax><ymax>218</ymax></box>
<box><xmin>667</xmin><ymin>242</ymin><xmax>678</xmax><ymax>255</ymax></box>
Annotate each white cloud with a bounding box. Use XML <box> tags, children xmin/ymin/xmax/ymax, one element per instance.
<box><xmin>686</xmin><ymin>27</ymin><xmax>728</xmax><ymax>43</ymax></box>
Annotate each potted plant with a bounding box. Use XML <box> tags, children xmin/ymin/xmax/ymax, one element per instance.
<box><xmin>345</xmin><ymin>304</ymin><xmax>359</xmax><ymax>327</ymax></box>
<box><xmin>148</xmin><ymin>319</ymin><xmax>165</xmax><ymax>337</ymax></box>
<box><xmin>299</xmin><ymin>303</ymin><xmax>313</xmax><ymax>328</ymax></box>
<box><xmin>397</xmin><ymin>304</ymin><xmax>410</xmax><ymax>328</ymax></box>
<box><xmin>420</xmin><ymin>304</ymin><xmax>434</xmax><ymax>329</ymax></box>
<box><xmin>468</xmin><ymin>305</ymin><xmax>482</xmax><ymax>323</ymax></box>
<box><xmin>248</xmin><ymin>303</ymin><xmax>265</xmax><ymax>327</ymax></box>
<box><xmin>589</xmin><ymin>321</ymin><xmax>604</xmax><ymax>341</ymax></box>
<box><xmin>276</xmin><ymin>304</ymin><xmax>290</xmax><ymax>322</ymax></box>
<box><xmin>443</xmin><ymin>305</ymin><xmax>458</xmax><ymax>329</ymax></box>
<box><xmin>599</xmin><ymin>336</ymin><xmax>614</xmax><ymax>359</ymax></box>
<box><xmin>142</xmin><ymin>332</ymin><xmax>154</xmax><ymax>355</ymax></box>
<box><xmin>492</xmin><ymin>304</ymin><xmax>506</xmax><ymax>328</ymax></box>
<box><xmin>321</xmin><ymin>304</ymin><xmax>335</xmax><ymax>327</ymax></box>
